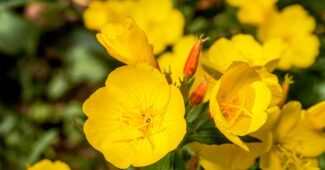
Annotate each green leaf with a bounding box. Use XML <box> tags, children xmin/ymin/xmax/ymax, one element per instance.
<box><xmin>47</xmin><ymin>72</ymin><xmax>69</xmax><ymax>100</ymax></box>
<box><xmin>186</xmin><ymin>102</ymin><xmax>209</xmax><ymax>123</ymax></box>
<box><xmin>319</xmin><ymin>152</ymin><xmax>325</xmax><ymax>169</ymax></box>
<box><xmin>0</xmin><ymin>0</ymin><xmax>29</xmax><ymax>10</ymax></box>
<box><xmin>141</xmin><ymin>152</ymin><xmax>174</xmax><ymax>170</ymax></box>
<box><xmin>28</xmin><ymin>102</ymin><xmax>54</xmax><ymax>122</ymax></box>
<box><xmin>28</xmin><ymin>130</ymin><xmax>58</xmax><ymax>163</ymax></box>
<box><xmin>0</xmin><ymin>10</ymin><xmax>39</xmax><ymax>56</ymax></box>
<box><xmin>185</xmin><ymin>126</ymin><xmax>260</xmax><ymax>145</ymax></box>
<box><xmin>141</xmin><ymin>150</ymin><xmax>186</xmax><ymax>170</ymax></box>
<box><xmin>201</xmin><ymin>63</ymin><xmax>223</xmax><ymax>80</ymax></box>
<box><xmin>65</xmin><ymin>46</ymin><xmax>109</xmax><ymax>84</ymax></box>
<box><xmin>185</xmin><ymin>127</ymin><xmax>231</xmax><ymax>145</ymax></box>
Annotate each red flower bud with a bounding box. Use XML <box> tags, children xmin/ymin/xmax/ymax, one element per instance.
<box><xmin>183</xmin><ymin>35</ymin><xmax>209</xmax><ymax>78</ymax></box>
<box><xmin>190</xmin><ymin>78</ymin><xmax>208</xmax><ymax>106</ymax></box>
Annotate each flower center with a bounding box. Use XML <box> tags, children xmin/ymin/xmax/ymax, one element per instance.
<box><xmin>275</xmin><ymin>142</ymin><xmax>315</xmax><ymax>170</ymax></box>
<box><xmin>220</xmin><ymin>95</ymin><xmax>241</xmax><ymax>121</ymax></box>
<box><xmin>138</xmin><ymin>107</ymin><xmax>155</xmax><ymax>136</ymax></box>
<box><xmin>120</xmin><ymin>105</ymin><xmax>165</xmax><ymax>139</ymax></box>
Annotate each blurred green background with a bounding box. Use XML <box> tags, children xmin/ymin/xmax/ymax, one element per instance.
<box><xmin>0</xmin><ymin>0</ymin><xmax>324</xmax><ymax>169</ymax></box>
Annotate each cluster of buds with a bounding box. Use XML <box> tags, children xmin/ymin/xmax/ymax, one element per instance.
<box><xmin>183</xmin><ymin>35</ymin><xmax>209</xmax><ymax>106</ymax></box>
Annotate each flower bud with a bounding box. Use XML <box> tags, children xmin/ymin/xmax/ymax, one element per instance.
<box><xmin>190</xmin><ymin>78</ymin><xmax>208</xmax><ymax>106</ymax></box>
<box><xmin>278</xmin><ymin>74</ymin><xmax>294</xmax><ymax>107</ymax></box>
<box><xmin>183</xmin><ymin>35</ymin><xmax>208</xmax><ymax>78</ymax></box>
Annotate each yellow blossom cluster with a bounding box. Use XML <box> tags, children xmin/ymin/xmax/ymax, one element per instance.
<box><xmin>83</xmin><ymin>0</ymin><xmax>184</xmax><ymax>54</ymax></box>
<box><xmin>227</xmin><ymin>0</ymin><xmax>320</xmax><ymax>70</ymax></box>
<box><xmin>78</xmin><ymin>1</ymin><xmax>324</xmax><ymax>169</ymax></box>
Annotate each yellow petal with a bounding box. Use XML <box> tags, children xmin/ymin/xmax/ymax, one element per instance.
<box><xmin>190</xmin><ymin>142</ymin><xmax>256</xmax><ymax>170</ymax></box>
<box><xmin>256</xmin><ymin>68</ymin><xmax>282</xmax><ymax>106</ymax></box>
<box><xmin>83</xmin><ymin>1</ymin><xmax>109</xmax><ymax>30</ymax></box>
<box><xmin>292</xmin><ymin>123</ymin><xmax>325</xmax><ymax>157</ymax></box>
<box><xmin>207</xmin><ymin>38</ymin><xmax>239</xmax><ymax>73</ymax></box>
<box><xmin>247</xmin><ymin>81</ymin><xmax>271</xmax><ymax>133</ymax></box>
<box><xmin>260</xmin><ymin>150</ymin><xmax>283</xmax><ymax>170</ymax></box>
<box><xmin>27</xmin><ymin>159</ymin><xmax>71</xmax><ymax>170</ymax></box>
<box><xmin>307</xmin><ymin>101</ymin><xmax>325</xmax><ymax>129</ymax></box>
<box><xmin>277</xmin><ymin>34</ymin><xmax>319</xmax><ymax>70</ymax></box>
<box><xmin>218</xmin><ymin>62</ymin><xmax>260</xmax><ymax>99</ymax></box>
<box><xmin>273</xmin><ymin>101</ymin><xmax>302</xmax><ymax>141</ymax></box>
<box><xmin>97</xmin><ymin>17</ymin><xmax>157</xmax><ymax>67</ymax></box>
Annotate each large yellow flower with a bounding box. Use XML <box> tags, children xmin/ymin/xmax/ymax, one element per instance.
<box><xmin>27</xmin><ymin>159</ymin><xmax>70</xmax><ymax>170</ymax></box>
<box><xmin>97</xmin><ymin>17</ymin><xmax>157</xmax><ymax>68</ymax></box>
<box><xmin>258</xmin><ymin>5</ymin><xmax>320</xmax><ymax>70</ymax></box>
<box><xmin>83</xmin><ymin>0</ymin><xmax>184</xmax><ymax>54</ymax></box>
<box><xmin>227</xmin><ymin>0</ymin><xmax>278</xmax><ymax>26</ymax></box>
<box><xmin>83</xmin><ymin>63</ymin><xmax>186</xmax><ymax>168</ymax></box>
<box><xmin>209</xmin><ymin>62</ymin><xmax>272</xmax><ymax>151</ymax></box>
<box><xmin>260</xmin><ymin>101</ymin><xmax>325</xmax><ymax>170</ymax></box>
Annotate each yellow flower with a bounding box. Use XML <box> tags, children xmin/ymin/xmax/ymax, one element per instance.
<box><xmin>209</xmin><ymin>62</ymin><xmax>272</xmax><ymax>151</ymax></box>
<box><xmin>97</xmin><ymin>17</ymin><xmax>157</xmax><ymax>68</ymax></box>
<box><xmin>83</xmin><ymin>1</ymin><xmax>136</xmax><ymax>30</ymax></box>
<box><xmin>190</xmin><ymin>106</ymin><xmax>280</xmax><ymax>170</ymax></box>
<box><xmin>83</xmin><ymin>0</ymin><xmax>184</xmax><ymax>54</ymax></box>
<box><xmin>27</xmin><ymin>159</ymin><xmax>70</xmax><ymax>170</ymax></box>
<box><xmin>83</xmin><ymin>63</ymin><xmax>186</xmax><ymax>168</ymax></box>
<box><xmin>227</xmin><ymin>0</ymin><xmax>278</xmax><ymax>26</ymax></box>
<box><xmin>206</xmin><ymin>34</ymin><xmax>283</xmax><ymax>105</ymax></box>
<box><xmin>206</xmin><ymin>34</ymin><xmax>285</xmax><ymax>73</ymax></box>
<box><xmin>260</xmin><ymin>101</ymin><xmax>325</xmax><ymax>170</ymax></box>
<box><xmin>258</xmin><ymin>5</ymin><xmax>320</xmax><ymax>70</ymax></box>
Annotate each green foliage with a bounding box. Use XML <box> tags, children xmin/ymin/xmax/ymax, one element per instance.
<box><xmin>0</xmin><ymin>10</ymin><xmax>39</xmax><ymax>56</ymax></box>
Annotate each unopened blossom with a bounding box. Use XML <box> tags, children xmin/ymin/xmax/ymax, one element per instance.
<box><xmin>97</xmin><ymin>17</ymin><xmax>158</xmax><ymax>68</ymax></box>
<box><xmin>190</xmin><ymin>78</ymin><xmax>208</xmax><ymax>106</ymax></box>
<box><xmin>183</xmin><ymin>35</ymin><xmax>208</xmax><ymax>78</ymax></box>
